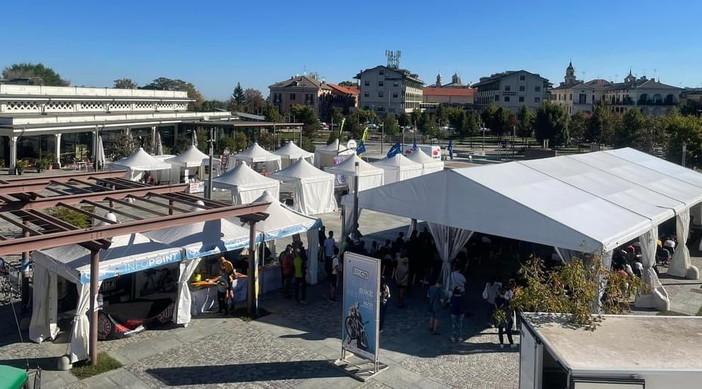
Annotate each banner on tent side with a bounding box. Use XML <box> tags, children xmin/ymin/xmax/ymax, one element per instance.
<box><xmin>79</xmin><ymin>250</ymin><xmax>183</xmax><ymax>284</ymax></box>
<box><xmin>341</xmin><ymin>252</ymin><xmax>380</xmax><ymax>362</ymax></box>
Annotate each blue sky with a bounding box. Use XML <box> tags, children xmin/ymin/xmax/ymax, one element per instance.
<box><xmin>3</xmin><ymin>1</ymin><xmax>701</xmax><ymax>100</ymax></box>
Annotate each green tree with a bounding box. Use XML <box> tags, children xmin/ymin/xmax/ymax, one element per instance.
<box><xmin>383</xmin><ymin>114</ymin><xmax>400</xmax><ymax>136</ymax></box>
<box><xmin>679</xmin><ymin>99</ymin><xmax>702</xmax><ymax>117</ymax></box>
<box><xmin>663</xmin><ymin>113</ymin><xmax>702</xmax><ymax>167</ymax></box>
<box><xmin>243</xmin><ymin>88</ymin><xmax>265</xmax><ymax>114</ymax></box>
<box><xmin>517</xmin><ymin>105</ymin><xmax>534</xmax><ymax>138</ymax></box>
<box><xmin>330</xmin><ymin>108</ymin><xmax>344</xmax><ymax>130</ymax></box>
<box><xmin>614</xmin><ymin>108</ymin><xmax>648</xmax><ymax>149</ymax></box>
<box><xmin>105</xmin><ymin>131</ymin><xmax>136</xmax><ymax>160</ymax></box>
<box><xmin>587</xmin><ymin>101</ymin><xmax>616</xmax><ymax>144</ymax></box>
<box><xmin>569</xmin><ymin>111</ymin><xmax>589</xmax><ymax>145</ymax></box>
<box><xmin>263</xmin><ymin>103</ymin><xmax>283</xmax><ymax>122</ymax></box>
<box><xmin>345</xmin><ymin>112</ymin><xmax>363</xmax><ymax>140</ymax></box>
<box><xmin>460</xmin><ymin>111</ymin><xmax>479</xmax><ymax>137</ymax></box>
<box><xmin>113</xmin><ymin>78</ymin><xmax>138</xmax><ymax>89</ymax></box>
<box><xmin>217</xmin><ymin>132</ymin><xmax>249</xmax><ymax>154</ymax></box>
<box><xmin>2</xmin><ymin>63</ymin><xmax>69</xmax><ymax>86</ymax></box>
<box><xmin>398</xmin><ymin>113</ymin><xmax>411</xmax><ymax>127</ymax></box>
<box><xmin>480</xmin><ymin>102</ymin><xmax>498</xmax><ymax>130</ymax></box>
<box><xmin>290</xmin><ymin>104</ymin><xmax>321</xmax><ymax>148</ymax></box>
<box><xmin>356</xmin><ymin>109</ymin><xmax>378</xmax><ymax>125</ymax></box>
<box><xmin>445</xmin><ymin>107</ymin><xmax>466</xmax><ymax>131</ymax></box>
<box><xmin>533</xmin><ymin>102</ymin><xmax>569</xmax><ymax>147</ymax></box>
<box><xmin>338</xmin><ymin>81</ymin><xmax>357</xmax><ymax>87</ymax></box>
<box><xmin>436</xmin><ymin>104</ymin><xmax>448</xmax><ymax>126</ymax></box>
<box><xmin>141</xmin><ymin>77</ymin><xmax>204</xmax><ymax>111</ymax></box>
<box><xmin>230</xmin><ymin>83</ymin><xmax>245</xmax><ymax>111</ymax></box>
<box><xmin>201</xmin><ymin>100</ymin><xmax>228</xmax><ymax>112</ymax></box>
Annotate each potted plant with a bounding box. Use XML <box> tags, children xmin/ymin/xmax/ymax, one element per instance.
<box><xmin>15</xmin><ymin>159</ymin><xmax>30</xmax><ymax>175</ymax></box>
<box><xmin>36</xmin><ymin>158</ymin><xmax>48</xmax><ymax>173</ymax></box>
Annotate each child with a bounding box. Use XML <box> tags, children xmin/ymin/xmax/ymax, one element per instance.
<box><xmin>427</xmin><ymin>279</ymin><xmax>446</xmax><ymax>335</ymax></box>
<box><xmin>449</xmin><ymin>287</ymin><xmax>465</xmax><ymax>342</ymax></box>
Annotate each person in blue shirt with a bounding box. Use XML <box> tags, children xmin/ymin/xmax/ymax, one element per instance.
<box><xmin>449</xmin><ymin>287</ymin><xmax>465</xmax><ymax>343</ymax></box>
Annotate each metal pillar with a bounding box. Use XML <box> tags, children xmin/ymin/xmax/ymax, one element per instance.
<box><xmin>247</xmin><ymin>221</ymin><xmax>258</xmax><ymax>316</ymax></box>
<box><xmin>89</xmin><ymin>249</ymin><xmax>100</xmax><ymax>366</ymax></box>
<box><xmin>353</xmin><ymin>162</ymin><xmax>360</xmax><ymax>238</ymax></box>
<box><xmin>207</xmin><ymin>128</ymin><xmax>214</xmax><ymax>199</ymax></box>
<box><xmin>9</xmin><ymin>136</ymin><xmax>18</xmax><ymax>173</ymax></box>
<box><xmin>55</xmin><ymin>133</ymin><xmax>62</xmax><ymax>169</ymax></box>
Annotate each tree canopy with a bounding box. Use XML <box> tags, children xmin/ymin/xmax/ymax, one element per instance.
<box><xmin>2</xmin><ymin>63</ymin><xmax>69</xmax><ymax>86</ymax></box>
<box><xmin>113</xmin><ymin>78</ymin><xmax>138</xmax><ymax>89</ymax></box>
<box><xmin>141</xmin><ymin>77</ymin><xmax>204</xmax><ymax>111</ymax></box>
<box><xmin>533</xmin><ymin>102</ymin><xmax>569</xmax><ymax>147</ymax></box>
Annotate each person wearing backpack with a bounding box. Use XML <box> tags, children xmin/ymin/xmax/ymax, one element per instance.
<box><xmin>280</xmin><ymin>245</ymin><xmax>294</xmax><ymax>299</ymax></box>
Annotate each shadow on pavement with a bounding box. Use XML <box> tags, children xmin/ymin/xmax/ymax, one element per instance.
<box><xmin>145</xmin><ymin>359</ymin><xmax>346</xmax><ymax>385</ymax></box>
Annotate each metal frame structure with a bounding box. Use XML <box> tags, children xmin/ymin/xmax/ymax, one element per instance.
<box><xmin>0</xmin><ymin>171</ymin><xmax>269</xmax><ymax>365</ymax></box>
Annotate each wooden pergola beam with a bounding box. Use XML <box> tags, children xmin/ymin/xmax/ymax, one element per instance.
<box><xmin>0</xmin><ymin>171</ymin><xmax>127</xmax><ymax>195</ymax></box>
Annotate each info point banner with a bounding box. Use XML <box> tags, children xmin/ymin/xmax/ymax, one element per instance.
<box><xmin>342</xmin><ymin>252</ymin><xmax>380</xmax><ymax>362</ymax></box>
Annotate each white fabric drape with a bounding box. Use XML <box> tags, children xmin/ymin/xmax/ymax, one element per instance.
<box><xmin>669</xmin><ymin>210</ymin><xmax>699</xmax><ymax>279</ymax></box>
<box><xmin>342</xmin><ymin>204</ymin><xmax>362</xmax><ymax>240</ymax></box>
<box><xmin>29</xmin><ymin>263</ymin><xmax>58</xmax><ymax>343</ymax></box>
<box><xmin>635</xmin><ymin>228</ymin><xmax>670</xmax><ymax>311</ymax></box>
<box><xmin>69</xmin><ymin>281</ymin><xmax>100</xmax><ymax>363</ymax></box>
<box><xmin>306</xmin><ymin>229</ymin><xmax>319</xmax><ymax>285</ymax></box>
<box><xmin>427</xmin><ymin>223</ymin><xmax>473</xmax><ymax>292</ymax></box>
<box><xmin>175</xmin><ymin>258</ymin><xmax>202</xmax><ymax>325</ymax></box>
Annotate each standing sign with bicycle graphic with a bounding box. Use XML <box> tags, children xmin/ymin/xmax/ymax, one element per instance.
<box><xmin>337</xmin><ymin>252</ymin><xmax>386</xmax><ymax>379</ymax></box>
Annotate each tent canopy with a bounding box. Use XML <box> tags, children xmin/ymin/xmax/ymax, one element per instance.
<box><xmin>212</xmin><ymin>161</ymin><xmax>280</xmax><ymax>205</ymax></box>
<box><xmin>274</xmin><ymin>141</ymin><xmax>314</xmax><ymax>167</ymax></box>
<box><xmin>109</xmin><ymin>148</ymin><xmax>171</xmax><ymax>172</ymax></box>
<box><xmin>371</xmin><ymin>154</ymin><xmax>423</xmax><ymax>184</ymax></box>
<box><xmin>166</xmin><ymin>145</ymin><xmax>209</xmax><ymax>168</ymax></box>
<box><xmin>243</xmin><ymin>191</ymin><xmax>321</xmax><ymax>241</ymax></box>
<box><xmin>230</xmin><ymin>143</ymin><xmax>282</xmax><ymax>171</ymax></box>
<box><xmin>343</xmin><ymin>148</ymin><xmax>702</xmax><ymax>253</ymax></box>
<box><xmin>269</xmin><ymin>158</ymin><xmax>337</xmax><ymax>215</ymax></box>
<box><xmin>145</xmin><ymin>218</ymin><xmax>250</xmax><ymax>259</ymax></box>
<box><xmin>325</xmin><ymin>153</ymin><xmax>384</xmax><ymax>192</ymax></box>
<box><xmin>32</xmin><ymin>233</ymin><xmax>183</xmax><ymax>284</ymax></box>
<box><xmin>406</xmin><ymin>148</ymin><xmax>444</xmax><ymax>174</ymax></box>
<box><xmin>314</xmin><ymin>139</ymin><xmax>354</xmax><ymax>168</ymax></box>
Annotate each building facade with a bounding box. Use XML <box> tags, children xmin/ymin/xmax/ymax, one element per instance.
<box><xmin>603</xmin><ymin>71</ymin><xmax>681</xmax><ymax>116</ymax></box>
<box><xmin>0</xmin><ymin>84</ymin><xmax>236</xmax><ymax>171</ymax></box>
<box><xmin>471</xmin><ymin>70</ymin><xmax>549</xmax><ymax>111</ymax></box>
<box><xmin>550</xmin><ymin>62</ymin><xmax>611</xmax><ymax>114</ymax></box>
<box><xmin>355</xmin><ymin>65</ymin><xmax>424</xmax><ymax>114</ymax></box>
<box><xmin>324</xmin><ymin>83</ymin><xmax>359</xmax><ymax>117</ymax></box>
<box><xmin>268</xmin><ymin>75</ymin><xmax>331</xmax><ymax>119</ymax></box>
<box><xmin>422</xmin><ymin>87</ymin><xmax>474</xmax><ymax>105</ymax></box>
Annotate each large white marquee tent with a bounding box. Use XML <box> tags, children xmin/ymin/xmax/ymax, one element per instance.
<box><xmin>325</xmin><ymin>153</ymin><xmax>384</xmax><ymax>192</ymax></box>
<box><xmin>228</xmin><ymin>143</ymin><xmax>282</xmax><ymax>172</ymax></box>
<box><xmin>343</xmin><ymin>148</ymin><xmax>702</xmax><ymax>311</ymax></box>
<box><xmin>268</xmin><ymin>158</ymin><xmax>337</xmax><ymax>215</ymax></box>
<box><xmin>212</xmin><ymin>161</ymin><xmax>280</xmax><ymax>205</ymax></box>
<box><xmin>314</xmin><ymin>139</ymin><xmax>354</xmax><ymax>168</ymax></box>
<box><xmin>274</xmin><ymin>141</ymin><xmax>314</xmax><ymax>168</ymax></box>
<box><xmin>109</xmin><ymin>148</ymin><xmax>172</xmax><ymax>182</ymax></box>
<box><xmin>371</xmin><ymin>154</ymin><xmax>423</xmax><ymax>184</ymax></box>
<box><xmin>405</xmin><ymin>148</ymin><xmax>445</xmax><ymax>174</ymax></box>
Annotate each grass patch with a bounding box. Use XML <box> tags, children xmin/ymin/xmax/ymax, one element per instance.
<box><xmin>71</xmin><ymin>352</ymin><xmax>122</xmax><ymax>379</ymax></box>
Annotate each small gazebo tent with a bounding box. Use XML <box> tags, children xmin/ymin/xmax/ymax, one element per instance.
<box><xmin>325</xmin><ymin>153</ymin><xmax>384</xmax><ymax>192</ymax></box>
<box><xmin>314</xmin><ymin>139</ymin><xmax>354</xmax><ymax>168</ymax></box>
<box><xmin>165</xmin><ymin>145</ymin><xmax>209</xmax><ymax>182</ymax></box>
<box><xmin>212</xmin><ymin>161</ymin><xmax>280</xmax><ymax>205</ymax></box>
<box><xmin>274</xmin><ymin>141</ymin><xmax>314</xmax><ymax>168</ymax></box>
<box><xmin>371</xmin><ymin>154</ymin><xmax>423</xmax><ymax>184</ymax></box>
<box><xmin>108</xmin><ymin>148</ymin><xmax>172</xmax><ymax>182</ymax></box>
<box><xmin>228</xmin><ymin>143</ymin><xmax>282</xmax><ymax>172</ymax></box>
<box><xmin>406</xmin><ymin>148</ymin><xmax>445</xmax><ymax>174</ymax></box>
<box><xmin>269</xmin><ymin>158</ymin><xmax>337</xmax><ymax>215</ymax></box>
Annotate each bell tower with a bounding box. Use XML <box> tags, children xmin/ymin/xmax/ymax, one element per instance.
<box><xmin>564</xmin><ymin>61</ymin><xmax>576</xmax><ymax>85</ymax></box>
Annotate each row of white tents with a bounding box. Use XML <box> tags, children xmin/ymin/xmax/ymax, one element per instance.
<box><xmin>109</xmin><ymin>140</ymin><xmax>445</xmax><ymax>216</ymax></box>
<box><xmin>29</xmin><ymin>191</ymin><xmax>322</xmax><ymax>363</ymax></box>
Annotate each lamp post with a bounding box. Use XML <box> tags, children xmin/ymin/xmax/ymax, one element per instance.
<box><xmin>206</xmin><ymin>127</ymin><xmax>214</xmax><ymax>199</ymax></box>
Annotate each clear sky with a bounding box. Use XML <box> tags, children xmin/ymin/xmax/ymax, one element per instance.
<box><xmin>2</xmin><ymin>0</ymin><xmax>701</xmax><ymax>100</ymax></box>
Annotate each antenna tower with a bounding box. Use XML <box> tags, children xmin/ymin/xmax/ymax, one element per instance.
<box><xmin>385</xmin><ymin>50</ymin><xmax>402</xmax><ymax>69</ymax></box>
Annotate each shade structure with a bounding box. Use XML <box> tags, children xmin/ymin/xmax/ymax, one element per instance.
<box><xmin>269</xmin><ymin>158</ymin><xmax>338</xmax><ymax>215</ymax></box>
<box><xmin>405</xmin><ymin>148</ymin><xmax>444</xmax><ymax>174</ymax></box>
<box><xmin>325</xmin><ymin>153</ymin><xmax>384</xmax><ymax>192</ymax></box>
<box><xmin>166</xmin><ymin>145</ymin><xmax>209</xmax><ymax>182</ymax></box>
<box><xmin>229</xmin><ymin>143</ymin><xmax>281</xmax><ymax>172</ymax></box>
<box><xmin>274</xmin><ymin>141</ymin><xmax>314</xmax><ymax>168</ymax></box>
<box><xmin>314</xmin><ymin>139</ymin><xmax>354</xmax><ymax>168</ymax></box>
<box><xmin>243</xmin><ymin>190</ymin><xmax>322</xmax><ymax>242</ymax></box>
<box><xmin>371</xmin><ymin>154</ymin><xmax>423</xmax><ymax>184</ymax></box>
<box><xmin>30</xmin><ymin>233</ymin><xmax>184</xmax><ymax>362</ymax></box>
<box><xmin>144</xmin><ymin>218</ymin><xmax>250</xmax><ymax>260</ymax></box>
<box><xmin>212</xmin><ymin>161</ymin><xmax>280</xmax><ymax>205</ymax></box>
<box><xmin>108</xmin><ymin>147</ymin><xmax>172</xmax><ymax>181</ymax></box>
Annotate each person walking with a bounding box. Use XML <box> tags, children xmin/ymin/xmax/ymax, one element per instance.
<box><xmin>482</xmin><ymin>276</ymin><xmax>502</xmax><ymax>326</ymax></box>
<box><xmin>327</xmin><ymin>247</ymin><xmax>340</xmax><ymax>302</ymax></box>
<box><xmin>427</xmin><ymin>278</ymin><xmax>446</xmax><ymax>335</ymax></box>
<box><xmin>215</xmin><ymin>263</ymin><xmax>231</xmax><ymax>315</ymax></box>
<box><xmin>394</xmin><ymin>254</ymin><xmax>410</xmax><ymax>308</ymax></box>
<box><xmin>495</xmin><ymin>291</ymin><xmax>516</xmax><ymax>348</ymax></box>
<box><xmin>293</xmin><ymin>248</ymin><xmax>307</xmax><ymax>304</ymax></box>
<box><xmin>379</xmin><ymin>277</ymin><xmax>391</xmax><ymax>333</ymax></box>
<box><xmin>280</xmin><ymin>245</ymin><xmax>294</xmax><ymax>299</ymax></box>
<box><xmin>449</xmin><ymin>287</ymin><xmax>465</xmax><ymax>343</ymax></box>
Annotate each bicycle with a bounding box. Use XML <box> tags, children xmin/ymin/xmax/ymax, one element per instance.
<box><xmin>344</xmin><ymin>303</ymin><xmax>369</xmax><ymax>350</ymax></box>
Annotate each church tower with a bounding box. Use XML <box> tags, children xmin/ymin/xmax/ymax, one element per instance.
<box><xmin>435</xmin><ymin>73</ymin><xmax>442</xmax><ymax>87</ymax></box>
<box><xmin>452</xmin><ymin>72</ymin><xmax>462</xmax><ymax>85</ymax></box>
<box><xmin>564</xmin><ymin>61</ymin><xmax>576</xmax><ymax>86</ymax></box>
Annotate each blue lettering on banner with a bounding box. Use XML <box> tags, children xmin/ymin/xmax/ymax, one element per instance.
<box><xmin>80</xmin><ymin>250</ymin><xmax>182</xmax><ymax>284</ymax></box>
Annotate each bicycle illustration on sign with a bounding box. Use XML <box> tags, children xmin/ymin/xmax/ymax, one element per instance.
<box><xmin>344</xmin><ymin>302</ymin><xmax>369</xmax><ymax>350</ymax></box>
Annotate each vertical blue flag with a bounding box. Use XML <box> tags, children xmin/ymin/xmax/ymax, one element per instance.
<box><xmin>386</xmin><ymin>142</ymin><xmax>402</xmax><ymax>158</ymax></box>
<box><xmin>448</xmin><ymin>140</ymin><xmax>454</xmax><ymax>160</ymax></box>
<box><xmin>356</xmin><ymin>141</ymin><xmax>366</xmax><ymax>156</ymax></box>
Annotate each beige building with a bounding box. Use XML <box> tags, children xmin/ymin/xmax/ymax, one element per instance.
<box><xmin>355</xmin><ymin>65</ymin><xmax>424</xmax><ymax>114</ymax></box>
<box><xmin>471</xmin><ymin>70</ymin><xmax>549</xmax><ymax>111</ymax></box>
<box><xmin>268</xmin><ymin>75</ymin><xmax>331</xmax><ymax>119</ymax></box>
<box><xmin>603</xmin><ymin>71</ymin><xmax>681</xmax><ymax>116</ymax></box>
<box><xmin>422</xmin><ymin>87</ymin><xmax>474</xmax><ymax>105</ymax></box>
<box><xmin>551</xmin><ymin>62</ymin><xmax>611</xmax><ymax>114</ymax></box>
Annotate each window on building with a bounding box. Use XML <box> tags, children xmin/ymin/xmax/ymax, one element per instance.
<box><xmin>364</xmin><ymin>92</ymin><xmax>369</xmax><ymax>98</ymax></box>
<box><xmin>519</xmin><ymin>86</ymin><xmax>525</xmax><ymax>91</ymax></box>
<box><xmin>504</xmin><ymin>85</ymin><xmax>511</xmax><ymax>91</ymax></box>
<box><xmin>378</xmin><ymin>91</ymin><xmax>384</xmax><ymax>98</ymax></box>
<box><xmin>569</xmin><ymin>94</ymin><xmax>572</xmax><ymax>101</ymax></box>
<box><xmin>520</xmin><ymin>75</ymin><xmax>526</xmax><ymax>81</ymax></box>
<box><xmin>519</xmin><ymin>96</ymin><xmax>524</xmax><ymax>102</ymax></box>
<box><xmin>394</xmin><ymin>82</ymin><xmax>399</xmax><ymax>87</ymax></box>
<box><xmin>535</xmin><ymin>86</ymin><xmax>541</xmax><ymax>92</ymax></box>
<box><xmin>495</xmin><ymin>95</ymin><xmax>500</xmax><ymax>101</ymax></box>
<box><xmin>290</xmin><ymin>93</ymin><xmax>296</xmax><ymax>100</ymax></box>
<box><xmin>379</xmin><ymin>81</ymin><xmax>384</xmax><ymax>87</ymax></box>
<box><xmin>379</xmin><ymin>69</ymin><xmax>384</xmax><ymax>75</ymax></box>
<box><xmin>535</xmin><ymin>97</ymin><xmax>541</xmax><ymax>103</ymax></box>
<box><xmin>579</xmin><ymin>94</ymin><xmax>587</xmax><ymax>104</ymax></box>
<box><xmin>393</xmin><ymin>92</ymin><xmax>398</xmax><ymax>98</ymax></box>
<box><xmin>364</xmin><ymin>81</ymin><xmax>369</xmax><ymax>86</ymax></box>
<box><xmin>504</xmin><ymin>96</ymin><xmax>510</xmax><ymax>102</ymax></box>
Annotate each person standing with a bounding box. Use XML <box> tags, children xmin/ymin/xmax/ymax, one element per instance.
<box><xmin>215</xmin><ymin>264</ymin><xmax>231</xmax><ymax>315</ymax></box>
<box><xmin>394</xmin><ymin>254</ymin><xmax>410</xmax><ymax>308</ymax></box>
<box><xmin>379</xmin><ymin>277</ymin><xmax>391</xmax><ymax>333</ymax></box>
<box><xmin>449</xmin><ymin>287</ymin><xmax>465</xmax><ymax>343</ymax></box>
<box><xmin>293</xmin><ymin>248</ymin><xmax>307</xmax><ymax>305</ymax></box>
<box><xmin>482</xmin><ymin>276</ymin><xmax>502</xmax><ymax>325</ymax></box>
<box><xmin>495</xmin><ymin>292</ymin><xmax>516</xmax><ymax>348</ymax></box>
<box><xmin>427</xmin><ymin>278</ymin><xmax>446</xmax><ymax>335</ymax></box>
<box><xmin>328</xmin><ymin>247</ymin><xmax>340</xmax><ymax>302</ymax></box>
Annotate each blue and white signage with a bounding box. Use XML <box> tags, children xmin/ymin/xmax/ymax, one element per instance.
<box><xmin>342</xmin><ymin>252</ymin><xmax>380</xmax><ymax>362</ymax></box>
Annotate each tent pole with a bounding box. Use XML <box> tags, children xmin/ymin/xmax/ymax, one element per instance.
<box><xmin>247</xmin><ymin>222</ymin><xmax>258</xmax><ymax>316</ymax></box>
<box><xmin>89</xmin><ymin>249</ymin><xmax>100</xmax><ymax>366</ymax></box>
<box><xmin>207</xmin><ymin>127</ymin><xmax>214</xmax><ymax>199</ymax></box>
<box><xmin>353</xmin><ymin>162</ymin><xmax>359</xmax><ymax>238</ymax></box>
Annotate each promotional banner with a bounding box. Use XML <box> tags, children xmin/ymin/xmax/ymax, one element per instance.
<box><xmin>342</xmin><ymin>252</ymin><xmax>380</xmax><ymax>362</ymax></box>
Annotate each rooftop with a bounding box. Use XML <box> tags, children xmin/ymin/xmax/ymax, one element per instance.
<box><xmin>423</xmin><ymin>87</ymin><xmax>474</xmax><ymax>97</ymax></box>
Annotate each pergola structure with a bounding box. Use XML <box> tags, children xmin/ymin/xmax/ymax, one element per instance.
<box><xmin>0</xmin><ymin>171</ymin><xmax>269</xmax><ymax>365</ymax></box>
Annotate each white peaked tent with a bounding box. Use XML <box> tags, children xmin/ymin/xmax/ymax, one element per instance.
<box><xmin>325</xmin><ymin>153</ymin><xmax>384</xmax><ymax>192</ymax></box>
<box><xmin>29</xmin><ymin>233</ymin><xmax>183</xmax><ymax>363</ymax></box>
<box><xmin>229</xmin><ymin>143</ymin><xmax>282</xmax><ymax>172</ymax></box>
<box><xmin>274</xmin><ymin>141</ymin><xmax>315</xmax><ymax>168</ymax></box>
<box><xmin>243</xmin><ymin>191</ymin><xmax>322</xmax><ymax>283</ymax></box>
<box><xmin>342</xmin><ymin>148</ymin><xmax>702</xmax><ymax>311</ymax></box>
<box><xmin>269</xmin><ymin>158</ymin><xmax>337</xmax><ymax>215</ymax></box>
<box><xmin>371</xmin><ymin>154</ymin><xmax>423</xmax><ymax>184</ymax></box>
<box><xmin>314</xmin><ymin>139</ymin><xmax>354</xmax><ymax>168</ymax></box>
<box><xmin>406</xmin><ymin>148</ymin><xmax>445</xmax><ymax>174</ymax></box>
<box><xmin>166</xmin><ymin>145</ymin><xmax>209</xmax><ymax>182</ymax></box>
<box><xmin>109</xmin><ymin>147</ymin><xmax>172</xmax><ymax>181</ymax></box>
<box><xmin>212</xmin><ymin>161</ymin><xmax>280</xmax><ymax>205</ymax></box>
